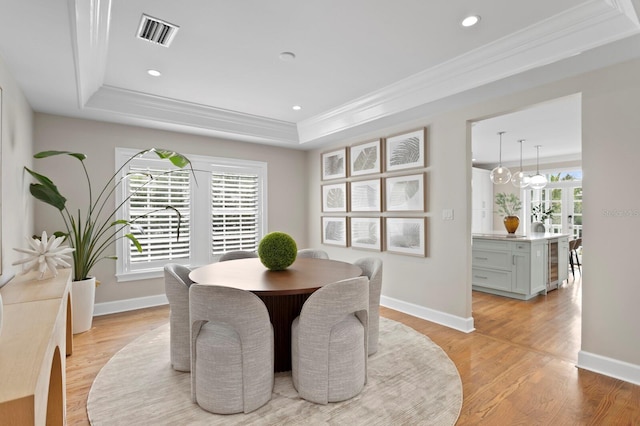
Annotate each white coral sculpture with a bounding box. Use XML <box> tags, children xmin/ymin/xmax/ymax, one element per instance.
<box><xmin>12</xmin><ymin>231</ymin><xmax>75</xmax><ymax>279</ymax></box>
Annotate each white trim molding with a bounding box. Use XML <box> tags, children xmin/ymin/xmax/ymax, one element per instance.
<box><xmin>87</xmin><ymin>86</ymin><xmax>300</xmax><ymax>146</ymax></box>
<box><xmin>298</xmin><ymin>0</ymin><xmax>640</xmax><ymax>143</ymax></box>
<box><xmin>68</xmin><ymin>0</ymin><xmax>111</xmax><ymax>108</ymax></box>
<box><xmin>381</xmin><ymin>295</ymin><xmax>475</xmax><ymax>333</ymax></box>
<box><xmin>70</xmin><ymin>0</ymin><xmax>640</xmax><ymax>146</ymax></box>
<box><xmin>577</xmin><ymin>350</ymin><xmax>640</xmax><ymax>386</ymax></box>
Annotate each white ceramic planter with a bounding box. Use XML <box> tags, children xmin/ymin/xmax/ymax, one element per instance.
<box><xmin>72</xmin><ymin>276</ymin><xmax>96</xmax><ymax>334</ymax></box>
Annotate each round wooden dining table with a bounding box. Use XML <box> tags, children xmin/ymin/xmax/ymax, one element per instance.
<box><xmin>189</xmin><ymin>257</ymin><xmax>363</xmax><ymax>372</ymax></box>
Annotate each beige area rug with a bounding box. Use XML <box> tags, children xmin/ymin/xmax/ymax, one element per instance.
<box><xmin>87</xmin><ymin>317</ymin><xmax>462</xmax><ymax>425</ymax></box>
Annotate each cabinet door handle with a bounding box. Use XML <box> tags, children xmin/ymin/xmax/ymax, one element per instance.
<box><xmin>474</xmin><ymin>275</ymin><xmax>488</xmax><ymax>280</ymax></box>
<box><xmin>474</xmin><ymin>257</ymin><xmax>488</xmax><ymax>261</ymax></box>
<box><xmin>513</xmin><ymin>255</ymin><xmax>516</xmax><ymax>265</ymax></box>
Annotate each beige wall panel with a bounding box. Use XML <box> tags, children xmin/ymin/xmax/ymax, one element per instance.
<box><xmin>32</xmin><ymin>114</ymin><xmax>307</xmax><ymax>304</ymax></box>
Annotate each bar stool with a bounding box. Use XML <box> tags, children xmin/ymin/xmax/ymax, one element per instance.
<box><xmin>569</xmin><ymin>238</ymin><xmax>582</xmax><ymax>276</ymax></box>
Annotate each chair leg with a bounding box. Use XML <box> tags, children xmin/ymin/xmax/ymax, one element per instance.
<box><xmin>574</xmin><ymin>250</ymin><xmax>581</xmax><ymax>274</ymax></box>
<box><xmin>569</xmin><ymin>251</ymin><xmax>575</xmax><ymax>276</ymax></box>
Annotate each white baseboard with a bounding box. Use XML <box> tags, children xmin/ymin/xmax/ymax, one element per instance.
<box><xmin>94</xmin><ymin>293</ymin><xmax>475</xmax><ymax>333</ymax></box>
<box><xmin>577</xmin><ymin>350</ymin><xmax>640</xmax><ymax>386</ymax></box>
<box><xmin>93</xmin><ymin>294</ymin><xmax>168</xmax><ymax>317</ymax></box>
<box><xmin>380</xmin><ymin>295</ymin><xmax>475</xmax><ymax>333</ymax></box>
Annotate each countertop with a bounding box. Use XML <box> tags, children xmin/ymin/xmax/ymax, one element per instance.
<box><xmin>473</xmin><ymin>232</ymin><xmax>570</xmax><ymax>241</ymax></box>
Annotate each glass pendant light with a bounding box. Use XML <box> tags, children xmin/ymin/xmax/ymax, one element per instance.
<box><xmin>529</xmin><ymin>145</ymin><xmax>548</xmax><ymax>189</ymax></box>
<box><xmin>490</xmin><ymin>131</ymin><xmax>511</xmax><ymax>184</ymax></box>
<box><xmin>511</xmin><ymin>139</ymin><xmax>530</xmax><ymax>188</ymax></box>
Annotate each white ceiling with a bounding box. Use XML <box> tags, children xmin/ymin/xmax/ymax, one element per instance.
<box><xmin>471</xmin><ymin>94</ymin><xmax>582</xmax><ymax>168</ymax></box>
<box><xmin>1</xmin><ymin>0</ymin><xmax>640</xmax><ymax>161</ymax></box>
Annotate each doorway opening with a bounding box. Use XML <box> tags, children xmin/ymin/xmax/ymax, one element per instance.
<box><xmin>469</xmin><ymin>93</ymin><xmax>583</xmax><ymax>361</ymax></box>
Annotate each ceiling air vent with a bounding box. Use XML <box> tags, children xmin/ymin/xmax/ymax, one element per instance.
<box><xmin>137</xmin><ymin>14</ymin><xmax>179</xmax><ymax>47</ymax></box>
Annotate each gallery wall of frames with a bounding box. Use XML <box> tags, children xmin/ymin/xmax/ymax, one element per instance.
<box><xmin>320</xmin><ymin>127</ymin><xmax>428</xmax><ymax>257</ymax></box>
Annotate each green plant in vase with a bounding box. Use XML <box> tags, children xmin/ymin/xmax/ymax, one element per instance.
<box><xmin>25</xmin><ymin>148</ymin><xmax>193</xmax><ymax>333</ymax></box>
<box><xmin>495</xmin><ymin>192</ymin><xmax>522</xmax><ymax>234</ymax></box>
<box><xmin>531</xmin><ymin>203</ymin><xmax>554</xmax><ymax>233</ymax></box>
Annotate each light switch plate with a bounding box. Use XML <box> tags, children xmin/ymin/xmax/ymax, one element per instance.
<box><xmin>442</xmin><ymin>209</ymin><xmax>454</xmax><ymax>221</ymax></box>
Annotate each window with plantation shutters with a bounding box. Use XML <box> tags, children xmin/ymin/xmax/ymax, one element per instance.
<box><xmin>211</xmin><ymin>172</ymin><xmax>260</xmax><ymax>254</ymax></box>
<box><xmin>127</xmin><ymin>166</ymin><xmax>191</xmax><ymax>264</ymax></box>
<box><xmin>115</xmin><ymin>148</ymin><xmax>267</xmax><ymax>281</ymax></box>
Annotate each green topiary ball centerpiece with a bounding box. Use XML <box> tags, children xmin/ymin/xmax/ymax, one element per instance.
<box><xmin>258</xmin><ymin>232</ymin><xmax>298</xmax><ymax>271</ymax></box>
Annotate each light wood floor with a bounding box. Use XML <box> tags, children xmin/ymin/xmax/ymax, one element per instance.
<box><xmin>66</xmin><ymin>275</ymin><xmax>639</xmax><ymax>425</ymax></box>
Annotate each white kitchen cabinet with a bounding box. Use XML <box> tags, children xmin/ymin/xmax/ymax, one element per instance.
<box><xmin>472</xmin><ymin>234</ymin><xmax>569</xmax><ymax>300</ymax></box>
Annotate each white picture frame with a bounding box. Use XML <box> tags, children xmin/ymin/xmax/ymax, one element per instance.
<box><xmin>349</xmin><ymin>139</ymin><xmax>381</xmax><ymax>177</ymax></box>
<box><xmin>351</xmin><ymin>217</ymin><xmax>382</xmax><ymax>251</ymax></box>
<box><xmin>322</xmin><ymin>183</ymin><xmax>347</xmax><ymax>212</ymax></box>
<box><xmin>322</xmin><ymin>216</ymin><xmax>348</xmax><ymax>247</ymax></box>
<box><xmin>321</xmin><ymin>147</ymin><xmax>347</xmax><ymax>180</ymax></box>
<box><xmin>350</xmin><ymin>178</ymin><xmax>381</xmax><ymax>212</ymax></box>
<box><xmin>385</xmin><ymin>173</ymin><xmax>425</xmax><ymax>212</ymax></box>
<box><xmin>385</xmin><ymin>217</ymin><xmax>426</xmax><ymax>257</ymax></box>
<box><xmin>385</xmin><ymin>128</ymin><xmax>426</xmax><ymax>172</ymax></box>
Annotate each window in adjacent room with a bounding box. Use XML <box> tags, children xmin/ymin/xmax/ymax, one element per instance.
<box><xmin>114</xmin><ymin>148</ymin><xmax>267</xmax><ymax>281</ymax></box>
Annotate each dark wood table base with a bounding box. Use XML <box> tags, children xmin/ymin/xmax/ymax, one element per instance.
<box><xmin>258</xmin><ymin>293</ymin><xmax>311</xmax><ymax>372</ymax></box>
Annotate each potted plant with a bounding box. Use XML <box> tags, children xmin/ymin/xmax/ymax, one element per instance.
<box><xmin>25</xmin><ymin>148</ymin><xmax>192</xmax><ymax>333</ymax></box>
<box><xmin>495</xmin><ymin>192</ymin><xmax>522</xmax><ymax>234</ymax></box>
<box><xmin>531</xmin><ymin>203</ymin><xmax>554</xmax><ymax>232</ymax></box>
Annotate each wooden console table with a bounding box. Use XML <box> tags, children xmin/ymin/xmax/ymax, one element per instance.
<box><xmin>0</xmin><ymin>269</ymin><xmax>72</xmax><ymax>425</ymax></box>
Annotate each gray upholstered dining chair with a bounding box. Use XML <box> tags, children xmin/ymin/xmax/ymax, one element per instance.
<box><xmin>218</xmin><ymin>250</ymin><xmax>258</xmax><ymax>262</ymax></box>
<box><xmin>190</xmin><ymin>284</ymin><xmax>274</xmax><ymax>414</ymax></box>
<box><xmin>291</xmin><ymin>276</ymin><xmax>369</xmax><ymax>404</ymax></box>
<box><xmin>296</xmin><ymin>248</ymin><xmax>329</xmax><ymax>259</ymax></box>
<box><xmin>354</xmin><ymin>257</ymin><xmax>383</xmax><ymax>355</ymax></box>
<box><xmin>164</xmin><ymin>263</ymin><xmax>194</xmax><ymax>372</ymax></box>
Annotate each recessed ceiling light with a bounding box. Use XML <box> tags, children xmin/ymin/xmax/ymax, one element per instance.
<box><xmin>292</xmin><ymin>105</ymin><xmax>302</xmax><ymax>111</ymax></box>
<box><xmin>147</xmin><ymin>69</ymin><xmax>162</xmax><ymax>77</ymax></box>
<box><xmin>279</xmin><ymin>52</ymin><xmax>296</xmax><ymax>62</ymax></box>
<box><xmin>461</xmin><ymin>15</ymin><xmax>480</xmax><ymax>27</ymax></box>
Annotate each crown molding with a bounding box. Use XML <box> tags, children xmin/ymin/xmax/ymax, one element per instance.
<box><xmin>71</xmin><ymin>0</ymin><xmax>298</xmax><ymax>145</ymax></box>
<box><xmin>68</xmin><ymin>0</ymin><xmax>112</xmax><ymax>107</ymax></box>
<box><xmin>86</xmin><ymin>85</ymin><xmax>300</xmax><ymax>145</ymax></box>
<box><xmin>71</xmin><ymin>0</ymin><xmax>639</xmax><ymax>146</ymax></box>
<box><xmin>297</xmin><ymin>0</ymin><xmax>640</xmax><ymax>144</ymax></box>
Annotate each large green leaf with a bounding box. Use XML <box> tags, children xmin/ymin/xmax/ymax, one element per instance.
<box><xmin>34</xmin><ymin>150</ymin><xmax>87</xmax><ymax>161</ymax></box>
<box><xmin>150</xmin><ymin>149</ymin><xmax>191</xmax><ymax>168</ymax></box>
<box><xmin>125</xmin><ymin>233</ymin><xmax>143</xmax><ymax>252</ymax></box>
<box><xmin>25</xmin><ymin>167</ymin><xmax>67</xmax><ymax>210</ymax></box>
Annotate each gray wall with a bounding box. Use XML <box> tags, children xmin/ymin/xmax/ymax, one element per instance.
<box><xmin>32</xmin><ymin>113</ymin><xmax>308</xmax><ymax>305</ymax></box>
<box><xmin>0</xmin><ymin>55</ymin><xmax>34</xmax><ymax>281</ymax></box>
<box><xmin>307</xmin><ymin>58</ymin><xmax>640</xmax><ymax>368</ymax></box>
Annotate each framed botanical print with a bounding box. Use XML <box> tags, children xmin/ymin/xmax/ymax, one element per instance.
<box><xmin>350</xmin><ymin>178</ymin><xmax>381</xmax><ymax>212</ymax></box>
<box><xmin>322</xmin><ymin>183</ymin><xmax>347</xmax><ymax>212</ymax></box>
<box><xmin>385</xmin><ymin>128</ymin><xmax>426</xmax><ymax>172</ymax></box>
<box><xmin>321</xmin><ymin>147</ymin><xmax>347</xmax><ymax>180</ymax></box>
<box><xmin>349</xmin><ymin>139</ymin><xmax>381</xmax><ymax>177</ymax></box>
<box><xmin>385</xmin><ymin>217</ymin><xmax>426</xmax><ymax>257</ymax></box>
<box><xmin>322</xmin><ymin>216</ymin><xmax>348</xmax><ymax>247</ymax></box>
<box><xmin>385</xmin><ymin>173</ymin><xmax>425</xmax><ymax>212</ymax></box>
<box><xmin>351</xmin><ymin>217</ymin><xmax>382</xmax><ymax>251</ymax></box>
